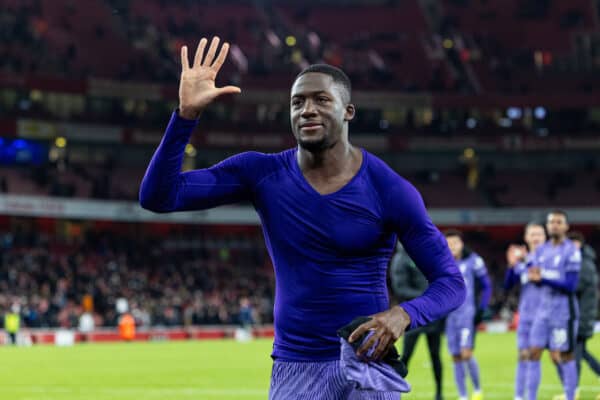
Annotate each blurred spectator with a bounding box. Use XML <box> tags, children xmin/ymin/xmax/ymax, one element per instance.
<box><xmin>4</xmin><ymin>303</ymin><xmax>21</xmax><ymax>345</ymax></box>
<box><xmin>0</xmin><ymin>227</ymin><xmax>274</xmax><ymax>329</ymax></box>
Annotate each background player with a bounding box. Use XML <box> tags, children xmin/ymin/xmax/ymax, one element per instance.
<box><xmin>526</xmin><ymin>211</ymin><xmax>581</xmax><ymax>400</ymax></box>
<box><xmin>140</xmin><ymin>36</ymin><xmax>466</xmax><ymax>399</ymax></box>
<box><xmin>504</xmin><ymin>222</ymin><xmax>547</xmax><ymax>400</ymax></box>
<box><xmin>564</xmin><ymin>231</ymin><xmax>600</xmax><ymax>397</ymax></box>
<box><xmin>444</xmin><ymin>230</ymin><xmax>492</xmax><ymax>400</ymax></box>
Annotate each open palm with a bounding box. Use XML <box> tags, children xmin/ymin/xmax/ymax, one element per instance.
<box><xmin>179</xmin><ymin>36</ymin><xmax>241</xmax><ymax>119</ymax></box>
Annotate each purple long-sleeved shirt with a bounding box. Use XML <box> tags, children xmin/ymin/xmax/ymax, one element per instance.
<box><xmin>531</xmin><ymin>239</ymin><xmax>581</xmax><ymax>319</ymax></box>
<box><xmin>140</xmin><ymin>111</ymin><xmax>466</xmax><ymax>361</ymax></box>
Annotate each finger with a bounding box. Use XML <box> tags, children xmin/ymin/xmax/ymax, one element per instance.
<box><xmin>212</xmin><ymin>42</ymin><xmax>230</xmax><ymax>73</ymax></box>
<box><xmin>181</xmin><ymin>46</ymin><xmax>190</xmax><ymax>71</ymax></box>
<box><xmin>348</xmin><ymin>321</ymin><xmax>374</xmax><ymax>343</ymax></box>
<box><xmin>193</xmin><ymin>38</ymin><xmax>208</xmax><ymax>68</ymax></box>
<box><xmin>203</xmin><ymin>36</ymin><xmax>220</xmax><ymax>66</ymax></box>
<box><xmin>356</xmin><ymin>330</ymin><xmax>380</xmax><ymax>358</ymax></box>
<box><xmin>216</xmin><ymin>86</ymin><xmax>242</xmax><ymax>96</ymax></box>
<box><xmin>372</xmin><ymin>334</ymin><xmax>392</xmax><ymax>361</ymax></box>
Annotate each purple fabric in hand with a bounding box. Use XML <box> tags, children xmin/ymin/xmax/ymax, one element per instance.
<box><xmin>339</xmin><ymin>336</ymin><xmax>411</xmax><ymax>393</ymax></box>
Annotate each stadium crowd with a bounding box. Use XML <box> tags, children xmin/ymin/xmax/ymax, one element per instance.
<box><xmin>0</xmin><ymin>224</ymin><xmax>274</xmax><ymax>329</ymax></box>
<box><xmin>0</xmin><ymin>219</ymin><xmax>597</xmax><ymax>331</ymax></box>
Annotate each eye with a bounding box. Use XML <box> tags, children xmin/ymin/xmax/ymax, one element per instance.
<box><xmin>291</xmin><ymin>98</ymin><xmax>303</xmax><ymax>107</ymax></box>
<box><xmin>317</xmin><ymin>96</ymin><xmax>329</xmax><ymax>103</ymax></box>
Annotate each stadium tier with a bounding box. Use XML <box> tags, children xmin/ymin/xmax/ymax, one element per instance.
<box><xmin>0</xmin><ymin>218</ymin><xmax>274</xmax><ymax>329</ymax></box>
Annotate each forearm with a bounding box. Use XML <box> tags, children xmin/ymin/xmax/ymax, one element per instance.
<box><xmin>399</xmin><ymin>230</ymin><xmax>466</xmax><ymax>329</ymax></box>
<box><xmin>540</xmin><ymin>271</ymin><xmax>579</xmax><ymax>294</ymax></box>
<box><xmin>387</xmin><ymin>180</ymin><xmax>466</xmax><ymax>329</ymax></box>
<box><xmin>400</xmin><ymin>271</ymin><xmax>465</xmax><ymax>329</ymax></box>
<box><xmin>477</xmin><ymin>274</ymin><xmax>492</xmax><ymax>310</ymax></box>
<box><xmin>139</xmin><ymin>110</ymin><xmax>196</xmax><ymax>212</ymax></box>
<box><xmin>503</xmin><ymin>268</ymin><xmax>518</xmax><ymax>290</ymax></box>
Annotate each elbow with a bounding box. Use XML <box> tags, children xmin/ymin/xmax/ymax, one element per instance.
<box><xmin>139</xmin><ymin>198</ymin><xmax>171</xmax><ymax>213</ymax></box>
<box><xmin>139</xmin><ymin>186</ymin><xmax>174</xmax><ymax>214</ymax></box>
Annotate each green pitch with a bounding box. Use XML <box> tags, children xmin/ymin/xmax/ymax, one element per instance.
<box><xmin>0</xmin><ymin>333</ymin><xmax>598</xmax><ymax>399</ymax></box>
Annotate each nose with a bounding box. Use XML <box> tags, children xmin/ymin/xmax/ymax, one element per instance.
<box><xmin>301</xmin><ymin>99</ymin><xmax>317</xmax><ymax>118</ymax></box>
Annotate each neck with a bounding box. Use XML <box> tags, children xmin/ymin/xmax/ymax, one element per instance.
<box><xmin>551</xmin><ymin>236</ymin><xmax>565</xmax><ymax>245</ymax></box>
<box><xmin>297</xmin><ymin>135</ymin><xmax>355</xmax><ymax>176</ymax></box>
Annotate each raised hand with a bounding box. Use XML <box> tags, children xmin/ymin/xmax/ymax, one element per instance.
<box><xmin>179</xmin><ymin>36</ymin><xmax>241</xmax><ymax>120</ymax></box>
<box><xmin>506</xmin><ymin>244</ymin><xmax>527</xmax><ymax>267</ymax></box>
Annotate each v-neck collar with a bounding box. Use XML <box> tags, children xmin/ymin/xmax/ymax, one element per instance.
<box><xmin>290</xmin><ymin>148</ymin><xmax>368</xmax><ymax>198</ymax></box>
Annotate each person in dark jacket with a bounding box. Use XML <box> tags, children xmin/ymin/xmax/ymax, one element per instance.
<box><xmin>390</xmin><ymin>243</ymin><xmax>444</xmax><ymax>400</ymax></box>
<box><xmin>567</xmin><ymin>232</ymin><xmax>600</xmax><ymax>384</ymax></box>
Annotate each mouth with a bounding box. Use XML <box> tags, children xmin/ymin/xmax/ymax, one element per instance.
<box><xmin>299</xmin><ymin>123</ymin><xmax>324</xmax><ymax>132</ymax></box>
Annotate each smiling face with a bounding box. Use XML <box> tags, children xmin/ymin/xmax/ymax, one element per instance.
<box><xmin>290</xmin><ymin>72</ymin><xmax>354</xmax><ymax>153</ymax></box>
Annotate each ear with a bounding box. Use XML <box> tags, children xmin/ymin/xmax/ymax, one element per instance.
<box><xmin>344</xmin><ymin>103</ymin><xmax>355</xmax><ymax>122</ymax></box>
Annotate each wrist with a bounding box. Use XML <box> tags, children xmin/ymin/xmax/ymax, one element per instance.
<box><xmin>178</xmin><ymin>107</ymin><xmax>201</xmax><ymax>120</ymax></box>
<box><xmin>395</xmin><ymin>305</ymin><xmax>411</xmax><ymax>328</ymax></box>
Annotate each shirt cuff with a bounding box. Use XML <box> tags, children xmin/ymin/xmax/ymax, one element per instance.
<box><xmin>398</xmin><ymin>302</ymin><xmax>419</xmax><ymax>330</ymax></box>
<box><xmin>174</xmin><ymin>108</ymin><xmax>200</xmax><ymax>125</ymax></box>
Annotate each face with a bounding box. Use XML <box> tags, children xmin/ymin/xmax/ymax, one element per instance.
<box><xmin>572</xmin><ymin>239</ymin><xmax>582</xmax><ymax>250</ymax></box>
<box><xmin>290</xmin><ymin>73</ymin><xmax>354</xmax><ymax>152</ymax></box>
<box><xmin>546</xmin><ymin>213</ymin><xmax>569</xmax><ymax>240</ymax></box>
<box><xmin>446</xmin><ymin>235</ymin><xmax>464</xmax><ymax>259</ymax></box>
<box><xmin>524</xmin><ymin>225</ymin><xmax>546</xmax><ymax>251</ymax></box>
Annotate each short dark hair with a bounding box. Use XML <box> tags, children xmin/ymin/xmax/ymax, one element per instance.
<box><xmin>443</xmin><ymin>229</ymin><xmax>463</xmax><ymax>239</ymax></box>
<box><xmin>295</xmin><ymin>64</ymin><xmax>352</xmax><ymax>102</ymax></box>
<box><xmin>567</xmin><ymin>231</ymin><xmax>585</xmax><ymax>244</ymax></box>
<box><xmin>548</xmin><ymin>209</ymin><xmax>568</xmax><ymax>221</ymax></box>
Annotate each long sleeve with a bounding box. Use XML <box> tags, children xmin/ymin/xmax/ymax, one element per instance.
<box><xmin>541</xmin><ymin>271</ymin><xmax>579</xmax><ymax>294</ymax></box>
<box><xmin>503</xmin><ymin>268</ymin><xmax>519</xmax><ymax>291</ymax></box>
<box><xmin>476</xmin><ymin>273</ymin><xmax>492</xmax><ymax>310</ymax></box>
<box><xmin>386</xmin><ymin>180</ymin><xmax>466</xmax><ymax>330</ymax></box>
<box><xmin>472</xmin><ymin>255</ymin><xmax>491</xmax><ymax>310</ymax></box>
<box><xmin>139</xmin><ymin>111</ymin><xmax>257</xmax><ymax>212</ymax></box>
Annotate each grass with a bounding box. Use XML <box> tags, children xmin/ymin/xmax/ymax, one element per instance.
<box><xmin>0</xmin><ymin>333</ymin><xmax>598</xmax><ymax>399</ymax></box>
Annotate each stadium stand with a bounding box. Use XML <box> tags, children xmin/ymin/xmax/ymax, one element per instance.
<box><xmin>0</xmin><ymin>221</ymin><xmax>274</xmax><ymax>328</ymax></box>
<box><xmin>0</xmin><ymin>0</ymin><xmax>599</xmax><ymax>331</ymax></box>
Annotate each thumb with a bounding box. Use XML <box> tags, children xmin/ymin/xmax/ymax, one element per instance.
<box><xmin>217</xmin><ymin>86</ymin><xmax>242</xmax><ymax>96</ymax></box>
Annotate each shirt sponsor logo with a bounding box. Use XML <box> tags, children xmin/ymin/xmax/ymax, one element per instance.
<box><xmin>541</xmin><ymin>269</ymin><xmax>561</xmax><ymax>280</ymax></box>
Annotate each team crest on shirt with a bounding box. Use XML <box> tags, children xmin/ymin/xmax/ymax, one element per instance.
<box><xmin>553</xmin><ymin>255</ymin><xmax>561</xmax><ymax>266</ymax></box>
